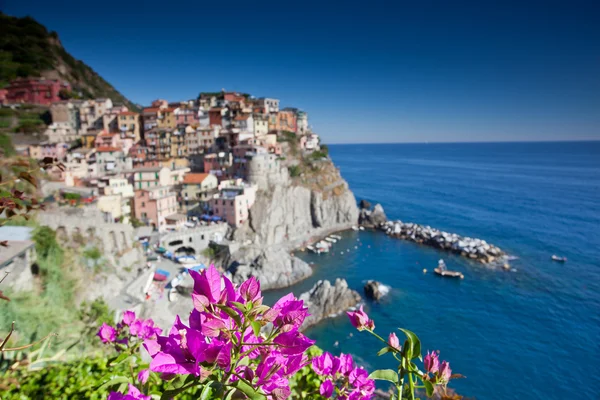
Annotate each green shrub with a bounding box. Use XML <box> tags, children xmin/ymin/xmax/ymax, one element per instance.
<box><xmin>288</xmin><ymin>165</ymin><xmax>302</xmax><ymax>177</ymax></box>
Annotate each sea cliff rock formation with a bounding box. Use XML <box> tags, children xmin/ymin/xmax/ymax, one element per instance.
<box><xmin>359</xmin><ymin>203</ymin><xmax>388</xmax><ymax>228</ymax></box>
<box><xmin>299</xmin><ymin>279</ymin><xmax>361</xmax><ymax>331</ymax></box>
<box><xmin>364</xmin><ymin>280</ymin><xmax>386</xmax><ymax>302</ymax></box>
<box><xmin>228</xmin><ymin>247</ymin><xmax>312</xmax><ymax>290</ymax></box>
<box><xmin>228</xmin><ymin>150</ymin><xmax>359</xmax><ymax>289</ymax></box>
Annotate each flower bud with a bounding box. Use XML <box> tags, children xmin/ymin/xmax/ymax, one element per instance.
<box><xmin>424</xmin><ymin>351</ymin><xmax>440</xmax><ymax>373</ymax></box>
<box><xmin>388</xmin><ymin>332</ymin><xmax>400</xmax><ymax>350</ymax></box>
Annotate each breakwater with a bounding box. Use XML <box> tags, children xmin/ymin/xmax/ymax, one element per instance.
<box><xmin>380</xmin><ymin>220</ymin><xmax>506</xmax><ymax>264</ymax></box>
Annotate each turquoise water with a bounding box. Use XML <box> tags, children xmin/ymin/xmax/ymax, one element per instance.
<box><xmin>265</xmin><ymin>142</ymin><xmax>600</xmax><ymax>399</ymax></box>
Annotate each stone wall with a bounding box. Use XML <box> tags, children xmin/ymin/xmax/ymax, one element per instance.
<box><xmin>160</xmin><ymin>224</ymin><xmax>230</xmax><ymax>254</ymax></box>
<box><xmin>36</xmin><ymin>206</ymin><xmax>136</xmax><ymax>255</ymax></box>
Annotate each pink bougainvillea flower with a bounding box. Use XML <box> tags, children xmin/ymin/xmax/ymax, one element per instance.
<box><xmin>424</xmin><ymin>351</ymin><xmax>440</xmax><ymax>374</ymax></box>
<box><xmin>200</xmin><ymin>317</ymin><xmax>227</xmax><ymax>338</ymax></box>
<box><xmin>149</xmin><ymin>351</ymin><xmax>198</xmax><ymax>376</ymax></box>
<box><xmin>388</xmin><ymin>332</ymin><xmax>400</xmax><ymax>350</ymax></box>
<box><xmin>107</xmin><ymin>383</ymin><xmax>151</xmax><ymax>400</ymax></box>
<box><xmin>272</xmin><ymin>293</ymin><xmax>309</xmax><ymax>328</ymax></box>
<box><xmin>121</xmin><ymin>310</ymin><xmax>136</xmax><ymax>326</ymax></box>
<box><xmin>137</xmin><ymin>369</ymin><xmax>150</xmax><ymax>384</ymax></box>
<box><xmin>239</xmin><ymin>276</ymin><xmax>261</xmax><ymax>302</ymax></box>
<box><xmin>272</xmin><ymin>327</ymin><xmax>315</xmax><ymax>355</ymax></box>
<box><xmin>439</xmin><ymin>360</ymin><xmax>452</xmax><ymax>382</ymax></box>
<box><xmin>129</xmin><ymin>319</ymin><xmax>143</xmax><ymax>337</ymax></box>
<box><xmin>320</xmin><ymin>379</ymin><xmax>334</xmax><ymax>398</ymax></box>
<box><xmin>346</xmin><ymin>305</ymin><xmax>375</xmax><ymax>331</ymax></box>
<box><xmin>190</xmin><ymin>265</ymin><xmax>222</xmax><ymax>304</ymax></box>
<box><xmin>312</xmin><ymin>352</ymin><xmax>334</xmax><ymax>376</ymax></box>
<box><xmin>337</xmin><ymin>353</ymin><xmax>354</xmax><ymax>376</ymax></box>
<box><xmin>97</xmin><ymin>323</ymin><xmax>116</xmax><ymax>343</ymax></box>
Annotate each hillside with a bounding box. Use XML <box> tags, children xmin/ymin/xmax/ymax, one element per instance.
<box><xmin>0</xmin><ymin>13</ymin><xmax>139</xmax><ymax>111</ymax></box>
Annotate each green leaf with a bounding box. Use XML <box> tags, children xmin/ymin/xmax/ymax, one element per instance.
<box><xmin>251</xmin><ymin>321</ymin><xmax>261</xmax><ymax>338</ymax></box>
<box><xmin>230</xmin><ymin>301</ymin><xmax>248</xmax><ymax>313</ymax></box>
<box><xmin>232</xmin><ymin>379</ymin><xmax>267</xmax><ymax>400</ymax></box>
<box><xmin>377</xmin><ymin>346</ymin><xmax>391</xmax><ymax>356</ymax></box>
<box><xmin>200</xmin><ymin>383</ymin><xmax>215</xmax><ymax>400</ymax></box>
<box><xmin>368</xmin><ymin>369</ymin><xmax>398</xmax><ymax>383</ymax></box>
<box><xmin>215</xmin><ymin>304</ymin><xmax>243</xmax><ymax>327</ymax></box>
<box><xmin>97</xmin><ymin>376</ymin><xmax>130</xmax><ymax>391</ymax></box>
<box><xmin>423</xmin><ymin>380</ymin><xmax>434</xmax><ymax>397</ymax></box>
<box><xmin>398</xmin><ymin>328</ymin><xmax>421</xmax><ymax>360</ymax></box>
<box><xmin>108</xmin><ymin>352</ymin><xmax>133</xmax><ymax>366</ymax></box>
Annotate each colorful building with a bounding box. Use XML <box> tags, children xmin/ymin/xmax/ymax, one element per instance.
<box><xmin>133</xmin><ymin>187</ymin><xmax>178</xmax><ymax>231</ymax></box>
<box><xmin>4</xmin><ymin>78</ymin><xmax>70</xmax><ymax>105</ymax></box>
<box><xmin>181</xmin><ymin>173</ymin><xmax>219</xmax><ymax>210</ymax></box>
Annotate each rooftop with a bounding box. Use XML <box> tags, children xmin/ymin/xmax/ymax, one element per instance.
<box><xmin>183</xmin><ymin>173</ymin><xmax>211</xmax><ymax>185</ymax></box>
<box><xmin>96</xmin><ymin>146</ymin><xmax>122</xmax><ymax>153</ymax></box>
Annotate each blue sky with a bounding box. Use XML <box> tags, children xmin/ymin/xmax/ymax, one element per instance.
<box><xmin>4</xmin><ymin>0</ymin><xmax>599</xmax><ymax>143</ymax></box>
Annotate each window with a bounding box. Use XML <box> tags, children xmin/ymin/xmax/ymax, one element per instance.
<box><xmin>141</xmin><ymin>202</ymin><xmax>145</xmax><ymax>207</ymax></box>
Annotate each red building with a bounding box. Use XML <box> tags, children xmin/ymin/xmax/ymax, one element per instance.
<box><xmin>223</xmin><ymin>92</ymin><xmax>245</xmax><ymax>103</ymax></box>
<box><xmin>4</xmin><ymin>78</ymin><xmax>70</xmax><ymax>106</ymax></box>
<box><xmin>208</xmin><ymin>108</ymin><xmax>224</xmax><ymax>126</ymax></box>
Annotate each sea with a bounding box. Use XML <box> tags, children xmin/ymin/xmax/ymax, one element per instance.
<box><xmin>264</xmin><ymin>141</ymin><xmax>600</xmax><ymax>400</ymax></box>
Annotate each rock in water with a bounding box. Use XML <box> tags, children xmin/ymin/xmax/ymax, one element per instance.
<box><xmin>228</xmin><ymin>247</ymin><xmax>312</xmax><ymax>290</ymax></box>
<box><xmin>359</xmin><ymin>199</ymin><xmax>372</xmax><ymax>209</ymax></box>
<box><xmin>359</xmin><ymin>203</ymin><xmax>388</xmax><ymax>228</ymax></box>
<box><xmin>364</xmin><ymin>280</ymin><xmax>386</xmax><ymax>301</ymax></box>
<box><xmin>299</xmin><ymin>279</ymin><xmax>361</xmax><ymax>330</ymax></box>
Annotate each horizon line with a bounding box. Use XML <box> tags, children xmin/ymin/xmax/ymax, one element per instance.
<box><xmin>326</xmin><ymin>139</ymin><xmax>600</xmax><ymax>145</ymax></box>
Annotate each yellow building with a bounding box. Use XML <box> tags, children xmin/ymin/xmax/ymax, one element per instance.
<box><xmin>117</xmin><ymin>111</ymin><xmax>142</xmax><ymax>142</ymax></box>
<box><xmin>157</xmin><ymin>107</ymin><xmax>177</xmax><ymax>129</ymax></box>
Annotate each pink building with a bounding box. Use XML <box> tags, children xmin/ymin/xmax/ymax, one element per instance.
<box><xmin>208</xmin><ymin>181</ymin><xmax>257</xmax><ymax>227</ymax></box>
<box><xmin>4</xmin><ymin>78</ymin><xmax>70</xmax><ymax>105</ymax></box>
<box><xmin>176</xmin><ymin>109</ymin><xmax>199</xmax><ymax>125</ymax></box>
<box><xmin>29</xmin><ymin>142</ymin><xmax>68</xmax><ymax>160</ymax></box>
<box><xmin>95</xmin><ymin>131</ymin><xmax>120</xmax><ymax>149</ymax></box>
<box><xmin>133</xmin><ymin>186</ymin><xmax>178</xmax><ymax>232</ymax></box>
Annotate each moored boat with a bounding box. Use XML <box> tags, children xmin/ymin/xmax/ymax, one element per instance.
<box><xmin>551</xmin><ymin>255</ymin><xmax>567</xmax><ymax>262</ymax></box>
<box><xmin>433</xmin><ymin>259</ymin><xmax>464</xmax><ymax>279</ymax></box>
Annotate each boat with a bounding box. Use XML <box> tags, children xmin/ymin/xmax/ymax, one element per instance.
<box><xmin>433</xmin><ymin>259</ymin><xmax>464</xmax><ymax>279</ymax></box>
<box><xmin>176</xmin><ymin>255</ymin><xmax>198</xmax><ymax>265</ymax></box>
<box><xmin>325</xmin><ymin>237</ymin><xmax>337</xmax><ymax>243</ymax></box>
<box><xmin>359</xmin><ymin>226</ymin><xmax>365</xmax><ymax>231</ymax></box>
<box><xmin>330</xmin><ymin>235</ymin><xmax>342</xmax><ymax>240</ymax></box>
<box><xmin>351</xmin><ymin>226</ymin><xmax>359</xmax><ymax>231</ymax></box>
<box><xmin>551</xmin><ymin>255</ymin><xmax>567</xmax><ymax>262</ymax></box>
<box><xmin>168</xmin><ymin>288</ymin><xmax>178</xmax><ymax>302</ymax></box>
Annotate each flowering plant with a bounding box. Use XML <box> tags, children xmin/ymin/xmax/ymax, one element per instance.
<box><xmin>346</xmin><ymin>306</ymin><xmax>457</xmax><ymax>400</ymax></box>
<box><xmin>99</xmin><ymin>266</ymin><xmax>457</xmax><ymax>399</ymax></box>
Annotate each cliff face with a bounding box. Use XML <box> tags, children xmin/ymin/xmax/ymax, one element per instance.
<box><xmin>229</xmin><ymin>151</ymin><xmax>359</xmax><ymax>290</ymax></box>
<box><xmin>235</xmin><ymin>158</ymin><xmax>359</xmax><ymax>247</ymax></box>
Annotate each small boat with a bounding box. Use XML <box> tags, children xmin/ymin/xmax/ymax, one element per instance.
<box><xmin>331</xmin><ymin>235</ymin><xmax>342</xmax><ymax>240</ymax></box>
<box><xmin>359</xmin><ymin>226</ymin><xmax>365</xmax><ymax>231</ymax></box>
<box><xmin>325</xmin><ymin>237</ymin><xmax>337</xmax><ymax>243</ymax></box>
<box><xmin>176</xmin><ymin>255</ymin><xmax>198</xmax><ymax>265</ymax></box>
<box><xmin>433</xmin><ymin>259</ymin><xmax>464</xmax><ymax>279</ymax></box>
<box><xmin>434</xmin><ymin>268</ymin><xmax>464</xmax><ymax>279</ymax></box>
<box><xmin>352</xmin><ymin>226</ymin><xmax>359</xmax><ymax>231</ymax></box>
<box><xmin>551</xmin><ymin>255</ymin><xmax>567</xmax><ymax>262</ymax></box>
<box><xmin>168</xmin><ymin>288</ymin><xmax>178</xmax><ymax>302</ymax></box>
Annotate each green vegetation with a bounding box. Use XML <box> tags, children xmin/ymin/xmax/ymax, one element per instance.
<box><xmin>129</xmin><ymin>216</ymin><xmax>144</xmax><ymax>228</ymax></box>
<box><xmin>201</xmin><ymin>246</ymin><xmax>216</xmax><ymax>259</ymax></box>
<box><xmin>83</xmin><ymin>247</ymin><xmax>102</xmax><ymax>261</ymax></box>
<box><xmin>0</xmin><ymin>12</ymin><xmax>138</xmax><ymax>110</ymax></box>
<box><xmin>0</xmin><ymin>132</ymin><xmax>16</xmax><ymax>156</ymax></box>
<box><xmin>288</xmin><ymin>165</ymin><xmax>302</xmax><ymax>177</ymax></box>
<box><xmin>310</xmin><ymin>150</ymin><xmax>329</xmax><ymax>160</ymax></box>
<box><xmin>198</xmin><ymin>91</ymin><xmax>224</xmax><ymax>99</ymax></box>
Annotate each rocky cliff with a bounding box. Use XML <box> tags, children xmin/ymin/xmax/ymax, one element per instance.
<box><xmin>229</xmin><ymin>150</ymin><xmax>359</xmax><ymax>290</ymax></box>
<box><xmin>299</xmin><ymin>279</ymin><xmax>362</xmax><ymax>331</ymax></box>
